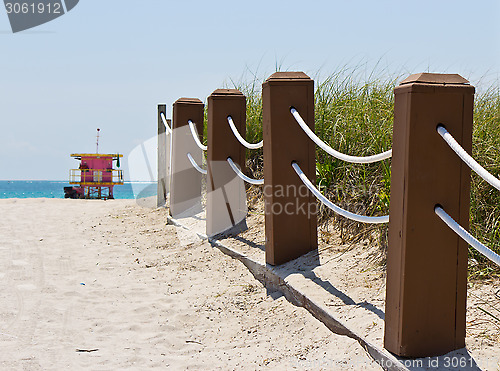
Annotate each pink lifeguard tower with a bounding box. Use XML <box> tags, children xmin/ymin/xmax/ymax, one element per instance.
<box><xmin>64</xmin><ymin>129</ymin><xmax>124</xmax><ymax>199</ymax></box>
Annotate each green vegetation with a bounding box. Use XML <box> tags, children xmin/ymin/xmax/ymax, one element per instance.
<box><xmin>469</xmin><ymin>86</ymin><xmax>500</xmax><ymax>279</ymax></box>
<box><xmin>227</xmin><ymin>70</ymin><xmax>500</xmax><ymax>279</ymax></box>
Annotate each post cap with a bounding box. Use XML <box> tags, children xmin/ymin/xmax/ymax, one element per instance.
<box><xmin>265</xmin><ymin>71</ymin><xmax>311</xmax><ymax>82</ymax></box>
<box><xmin>210</xmin><ymin>89</ymin><xmax>244</xmax><ymax>96</ymax></box>
<box><xmin>174</xmin><ymin>97</ymin><xmax>203</xmax><ymax>104</ymax></box>
<box><xmin>400</xmin><ymin>73</ymin><xmax>469</xmax><ymax>86</ymax></box>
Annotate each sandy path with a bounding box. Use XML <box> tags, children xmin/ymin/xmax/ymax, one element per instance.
<box><xmin>0</xmin><ymin>199</ymin><xmax>380</xmax><ymax>370</ymax></box>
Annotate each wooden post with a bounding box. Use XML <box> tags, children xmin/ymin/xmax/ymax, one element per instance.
<box><xmin>385</xmin><ymin>73</ymin><xmax>475</xmax><ymax>357</ymax></box>
<box><xmin>169</xmin><ymin>98</ymin><xmax>204</xmax><ymax>218</ymax></box>
<box><xmin>157</xmin><ymin>104</ymin><xmax>170</xmax><ymax>207</ymax></box>
<box><xmin>206</xmin><ymin>89</ymin><xmax>248</xmax><ymax>237</ymax></box>
<box><xmin>262</xmin><ymin>72</ymin><xmax>317</xmax><ymax>265</ymax></box>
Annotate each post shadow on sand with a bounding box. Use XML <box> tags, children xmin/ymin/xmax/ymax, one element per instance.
<box><xmin>231</xmin><ymin>235</ymin><xmax>265</xmax><ymax>252</ymax></box>
<box><xmin>270</xmin><ymin>251</ymin><xmax>483</xmax><ymax>370</ymax></box>
<box><xmin>277</xmin><ymin>252</ymin><xmax>386</xmax><ymax>321</ymax></box>
<box><xmin>274</xmin><ymin>252</ymin><xmax>483</xmax><ymax>370</ymax></box>
<box><xmin>215</xmin><ymin>231</ymin><xmax>387</xmax><ymax>320</ymax></box>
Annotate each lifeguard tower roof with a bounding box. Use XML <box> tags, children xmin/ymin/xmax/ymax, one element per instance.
<box><xmin>70</xmin><ymin>153</ymin><xmax>123</xmax><ymax>159</ymax></box>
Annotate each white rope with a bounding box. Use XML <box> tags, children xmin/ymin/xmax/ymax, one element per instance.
<box><xmin>187</xmin><ymin>152</ymin><xmax>207</xmax><ymax>175</ymax></box>
<box><xmin>160</xmin><ymin>112</ymin><xmax>172</xmax><ymax>135</ymax></box>
<box><xmin>226</xmin><ymin>157</ymin><xmax>264</xmax><ymax>185</ymax></box>
<box><xmin>290</xmin><ymin>108</ymin><xmax>392</xmax><ymax>163</ymax></box>
<box><xmin>227</xmin><ymin>116</ymin><xmax>263</xmax><ymax>149</ymax></box>
<box><xmin>188</xmin><ymin>120</ymin><xmax>207</xmax><ymax>151</ymax></box>
<box><xmin>435</xmin><ymin>206</ymin><xmax>500</xmax><ymax>267</ymax></box>
<box><xmin>437</xmin><ymin>125</ymin><xmax>500</xmax><ymax>192</ymax></box>
<box><xmin>292</xmin><ymin>162</ymin><xmax>389</xmax><ymax>224</ymax></box>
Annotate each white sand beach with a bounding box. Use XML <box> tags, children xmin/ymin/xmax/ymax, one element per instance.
<box><xmin>0</xmin><ymin>199</ymin><xmax>384</xmax><ymax>370</ymax></box>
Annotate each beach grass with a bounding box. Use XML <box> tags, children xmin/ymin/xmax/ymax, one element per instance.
<box><xmin>469</xmin><ymin>85</ymin><xmax>500</xmax><ymax>279</ymax></box>
<box><xmin>222</xmin><ymin>69</ymin><xmax>500</xmax><ymax>279</ymax></box>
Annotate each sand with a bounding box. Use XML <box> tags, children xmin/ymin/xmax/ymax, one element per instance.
<box><xmin>168</xmin><ymin>200</ymin><xmax>500</xmax><ymax>370</ymax></box>
<box><xmin>0</xmin><ymin>199</ymin><xmax>383</xmax><ymax>370</ymax></box>
<box><xmin>218</xmin><ymin>208</ymin><xmax>500</xmax><ymax>370</ymax></box>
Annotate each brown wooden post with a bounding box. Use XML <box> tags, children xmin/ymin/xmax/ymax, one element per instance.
<box><xmin>169</xmin><ymin>98</ymin><xmax>204</xmax><ymax>218</ymax></box>
<box><xmin>157</xmin><ymin>104</ymin><xmax>169</xmax><ymax>207</ymax></box>
<box><xmin>262</xmin><ymin>72</ymin><xmax>317</xmax><ymax>265</ymax></box>
<box><xmin>385</xmin><ymin>73</ymin><xmax>475</xmax><ymax>357</ymax></box>
<box><xmin>206</xmin><ymin>89</ymin><xmax>248</xmax><ymax>237</ymax></box>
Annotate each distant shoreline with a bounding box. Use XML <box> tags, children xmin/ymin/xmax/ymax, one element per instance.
<box><xmin>0</xmin><ymin>180</ymin><xmax>157</xmax><ymax>183</ymax></box>
<box><xmin>0</xmin><ymin>180</ymin><xmax>157</xmax><ymax>200</ymax></box>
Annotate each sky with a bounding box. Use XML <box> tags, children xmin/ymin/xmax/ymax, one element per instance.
<box><xmin>1</xmin><ymin>0</ymin><xmax>499</xmax><ymax>181</ymax></box>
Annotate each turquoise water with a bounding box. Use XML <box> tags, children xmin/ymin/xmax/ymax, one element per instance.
<box><xmin>0</xmin><ymin>181</ymin><xmax>157</xmax><ymax>199</ymax></box>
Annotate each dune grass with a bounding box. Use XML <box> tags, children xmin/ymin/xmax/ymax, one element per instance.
<box><xmin>226</xmin><ymin>70</ymin><xmax>500</xmax><ymax>279</ymax></box>
<box><xmin>469</xmin><ymin>86</ymin><xmax>500</xmax><ymax>279</ymax></box>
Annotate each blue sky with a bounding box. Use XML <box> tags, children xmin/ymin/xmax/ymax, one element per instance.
<box><xmin>1</xmin><ymin>0</ymin><xmax>499</xmax><ymax>180</ymax></box>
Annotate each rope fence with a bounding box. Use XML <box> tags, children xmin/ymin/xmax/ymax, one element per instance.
<box><xmin>188</xmin><ymin>119</ymin><xmax>207</xmax><ymax>151</ymax></box>
<box><xmin>187</xmin><ymin>152</ymin><xmax>207</xmax><ymax>175</ymax></box>
<box><xmin>437</xmin><ymin>124</ymin><xmax>500</xmax><ymax>191</ymax></box>
<box><xmin>227</xmin><ymin>116</ymin><xmax>263</xmax><ymax>149</ymax></box>
<box><xmin>435</xmin><ymin>124</ymin><xmax>500</xmax><ymax>267</ymax></box>
<box><xmin>227</xmin><ymin>157</ymin><xmax>264</xmax><ymax>185</ymax></box>
<box><xmin>290</xmin><ymin>107</ymin><xmax>392</xmax><ymax>163</ymax></box>
<box><xmin>159</xmin><ymin>71</ymin><xmax>498</xmax><ymax>358</ymax></box>
<box><xmin>435</xmin><ymin>205</ymin><xmax>500</xmax><ymax>267</ymax></box>
<box><xmin>292</xmin><ymin>162</ymin><xmax>389</xmax><ymax>224</ymax></box>
<box><xmin>160</xmin><ymin>112</ymin><xmax>173</xmax><ymax>135</ymax></box>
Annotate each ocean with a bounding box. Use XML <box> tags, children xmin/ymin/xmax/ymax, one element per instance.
<box><xmin>0</xmin><ymin>181</ymin><xmax>157</xmax><ymax>200</ymax></box>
